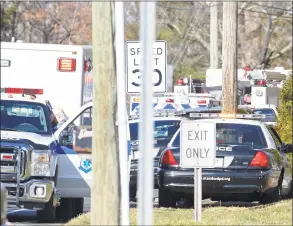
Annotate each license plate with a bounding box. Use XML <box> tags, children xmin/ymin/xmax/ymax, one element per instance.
<box><xmin>214</xmin><ymin>158</ymin><xmax>224</xmax><ymax>168</ymax></box>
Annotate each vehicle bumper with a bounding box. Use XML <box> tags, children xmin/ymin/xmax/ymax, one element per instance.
<box><xmin>129</xmin><ymin>170</ymin><xmax>159</xmax><ymax>199</ymax></box>
<box><xmin>158</xmin><ymin>169</ymin><xmax>280</xmax><ymax>200</ymax></box>
<box><xmin>2</xmin><ymin>179</ymin><xmax>55</xmax><ymax>210</ymax></box>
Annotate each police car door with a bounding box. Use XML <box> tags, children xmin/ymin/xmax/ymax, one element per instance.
<box><xmin>54</xmin><ymin>104</ymin><xmax>93</xmax><ymax>198</ymax></box>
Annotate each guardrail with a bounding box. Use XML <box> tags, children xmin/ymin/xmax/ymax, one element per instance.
<box><xmin>1</xmin><ymin>182</ymin><xmax>8</xmax><ymax>226</ymax></box>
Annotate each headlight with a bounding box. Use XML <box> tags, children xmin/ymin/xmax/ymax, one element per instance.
<box><xmin>31</xmin><ymin>163</ymin><xmax>50</xmax><ymax>176</ymax></box>
<box><xmin>32</xmin><ymin>151</ymin><xmax>50</xmax><ymax>163</ymax></box>
<box><xmin>31</xmin><ymin>151</ymin><xmax>51</xmax><ymax>176</ymax></box>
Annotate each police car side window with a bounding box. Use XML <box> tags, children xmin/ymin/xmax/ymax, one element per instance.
<box><xmin>172</xmin><ymin>131</ymin><xmax>180</xmax><ymax>147</ymax></box>
<box><xmin>270</xmin><ymin>127</ymin><xmax>282</xmax><ymax>144</ymax></box>
<box><xmin>267</xmin><ymin>127</ymin><xmax>282</xmax><ymax>148</ymax></box>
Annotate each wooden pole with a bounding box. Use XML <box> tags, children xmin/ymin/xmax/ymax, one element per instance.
<box><xmin>222</xmin><ymin>2</ymin><xmax>238</xmax><ymax>114</ymax></box>
<box><xmin>91</xmin><ymin>2</ymin><xmax>120</xmax><ymax>225</ymax></box>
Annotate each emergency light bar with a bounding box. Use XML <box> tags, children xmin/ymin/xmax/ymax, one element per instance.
<box><xmin>189</xmin><ymin>113</ymin><xmax>266</xmax><ymax>119</ymax></box>
<box><xmin>129</xmin><ymin>111</ymin><xmax>180</xmax><ymax>119</ymax></box>
<box><xmin>1</xmin><ymin>87</ymin><xmax>43</xmax><ymax>95</ymax></box>
<box><xmin>163</xmin><ymin>92</ymin><xmax>216</xmax><ymax>98</ymax></box>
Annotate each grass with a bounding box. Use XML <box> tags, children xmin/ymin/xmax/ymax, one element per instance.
<box><xmin>66</xmin><ymin>199</ymin><xmax>292</xmax><ymax>225</ymax></box>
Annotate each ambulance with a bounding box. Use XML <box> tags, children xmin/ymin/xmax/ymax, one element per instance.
<box><xmin>1</xmin><ymin>41</ymin><xmax>93</xmax><ymax>118</ymax></box>
<box><xmin>0</xmin><ymin>41</ymin><xmax>93</xmax><ymax>222</ymax></box>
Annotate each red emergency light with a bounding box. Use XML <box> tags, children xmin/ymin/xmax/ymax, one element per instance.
<box><xmin>4</xmin><ymin>88</ymin><xmax>43</xmax><ymax>95</ymax></box>
<box><xmin>165</xmin><ymin>98</ymin><xmax>174</xmax><ymax>103</ymax></box>
<box><xmin>197</xmin><ymin>99</ymin><xmax>206</xmax><ymax>104</ymax></box>
<box><xmin>58</xmin><ymin>58</ymin><xmax>76</xmax><ymax>72</ymax></box>
<box><xmin>256</xmin><ymin>80</ymin><xmax>267</xmax><ymax>86</ymax></box>
<box><xmin>1</xmin><ymin>154</ymin><xmax>14</xmax><ymax>161</ymax></box>
<box><xmin>176</xmin><ymin>78</ymin><xmax>184</xmax><ymax>85</ymax></box>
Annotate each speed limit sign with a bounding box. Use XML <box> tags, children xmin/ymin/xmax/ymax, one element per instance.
<box><xmin>126</xmin><ymin>40</ymin><xmax>167</xmax><ymax>93</ymax></box>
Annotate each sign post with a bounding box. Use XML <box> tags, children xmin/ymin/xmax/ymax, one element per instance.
<box><xmin>180</xmin><ymin>120</ymin><xmax>216</xmax><ymax>222</ymax></box>
<box><xmin>126</xmin><ymin>40</ymin><xmax>167</xmax><ymax>93</ymax></box>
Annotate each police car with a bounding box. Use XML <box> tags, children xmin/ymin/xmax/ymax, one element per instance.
<box><xmin>128</xmin><ymin>111</ymin><xmax>184</xmax><ymax>200</ymax></box>
<box><xmin>157</xmin><ymin>112</ymin><xmax>293</xmax><ymax>207</ymax></box>
<box><xmin>0</xmin><ymin>88</ymin><xmax>85</xmax><ymax>222</ymax></box>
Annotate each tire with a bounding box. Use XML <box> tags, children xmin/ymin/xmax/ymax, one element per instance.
<box><xmin>56</xmin><ymin>198</ymin><xmax>75</xmax><ymax>222</ymax></box>
<box><xmin>130</xmin><ymin>186</ymin><xmax>137</xmax><ymax>201</ymax></box>
<box><xmin>37</xmin><ymin>195</ymin><xmax>56</xmax><ymax>223</ymax></box>
<box><xmin>73</xmin><ymin>198</ymin><xmax>84</xmax><ymax>217</ymax></box>
<box><xmin>259</xmin><ymin>185</ymin><xmax>282</xmax><ymax>205</ymax></box>
<box><xmin>158</xmin><ymin>188</ymin><xmax>177</xmax><ymax>208</ymax></box>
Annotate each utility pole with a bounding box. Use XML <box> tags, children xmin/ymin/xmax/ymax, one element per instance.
<box><xmin>210</xmin><ymin>2</ymin><xmax>218</xmax><ymax>69</ymax></box>
<box><xmin>91</xmin><ymin>2</ymin><xmax>120</xmax><ymax>225</ymax></box>
<box><xmin>221</xmin><ymin>2</ymin><xmax>238</xmax><ymax>114</ymax></box>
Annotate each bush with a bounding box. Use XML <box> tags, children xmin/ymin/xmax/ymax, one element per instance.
<box><xmin>275</xmin><ymin>75</ymin><xmax>292</xmax><ymax>144</ymax></box>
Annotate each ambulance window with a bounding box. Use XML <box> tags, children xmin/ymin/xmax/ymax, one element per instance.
<box><xmin>62</xmin><ymin>107</ymin><xmax>92</xmax><ymax>153</ymax></box>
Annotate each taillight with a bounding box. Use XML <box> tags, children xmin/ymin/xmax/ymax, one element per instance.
<box><xmin>249</xmin><ymin>151</ymin><xmax>269</xmax><ymax>167</ymax></box>
<box><xmin>161</xmin><ymin>150</ymin><xmax>178</xmax><ymax>166</ymax></box>
<box><xmin>165</xmin><ymin>98</ymin><xmax>174</xmax><ymax>103</ymax></box>
<box><xmin>58</xmin><ymin>58</ymin><xmax>76</xmax><ymax>72</ymax></box>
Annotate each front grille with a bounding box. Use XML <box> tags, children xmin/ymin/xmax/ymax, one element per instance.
<box><xmin>0</xmin><ymin>147</ymin><xmax>27</xmax><ymax>181</ymax></box>
<box><xmin>6</xmin><ymin>187</ymin><xmax>25</xmax><ymax>197</ymax></box>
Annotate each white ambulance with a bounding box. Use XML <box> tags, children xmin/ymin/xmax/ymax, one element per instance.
<box><xmin>0</xmin><ymin>42</ymin><xmax>93</xmax><ymax>222</ymax></box>
<box><xmin>1</xmin><ymin>41</ymin><xmax>93</xmax><ymax>118</ymax></box>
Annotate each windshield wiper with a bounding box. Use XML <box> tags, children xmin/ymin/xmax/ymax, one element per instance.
<box><xmin>0</xmin><ymin>127</ymin><xmax>22</xmax><ymax>132</ymax></box>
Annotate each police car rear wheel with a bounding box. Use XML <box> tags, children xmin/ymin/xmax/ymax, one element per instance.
<box><xmin>158</xmin><ymin>188</ymin><xmax>177</xmax><ymax>208</ymax></box>
<box><xmin>259</xmin><ymin>185</ymin><xmax>282</xmax><ymax>205</ymax></box>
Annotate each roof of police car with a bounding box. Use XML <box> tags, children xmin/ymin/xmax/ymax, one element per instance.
<box><xmin>1</xmin><ymin>93</ymin><xmax>48</xmax><ymax>105</ymax></box>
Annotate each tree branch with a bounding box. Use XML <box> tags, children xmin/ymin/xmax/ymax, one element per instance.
<box><xmin>166</xmin><ymin>22</ymin><xmax>210</xmax><ymax>51</ymax></box>
<box><xmin>268</xmin><ymin>42</ymin><xmax>292</xmax><ymax>61</ymax></box>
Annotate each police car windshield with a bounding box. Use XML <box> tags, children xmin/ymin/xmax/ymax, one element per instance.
<box><xmin>172</xmin><ymin>123</ymin><xmax>267</xmax><ymax>149</ymax></box>
<box><xmin>0</xmin><ymin>100</ymin><xmax>51</xmax><ymax>134</ymax></box>
<box><xmin>130</xmin><ymin>120</ymin><xmax>180</xmax><ymax>141</ymax></box>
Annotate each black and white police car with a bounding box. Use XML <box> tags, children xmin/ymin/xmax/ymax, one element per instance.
<box><xmin>128</xmin><ymin>111</ymin><xmax>183</xmax><ymax>200</ymax></box>
<box><xmin>157</xmin><ymin>112</ymin><xmax>293</xmax><ymax>207</ymax></box>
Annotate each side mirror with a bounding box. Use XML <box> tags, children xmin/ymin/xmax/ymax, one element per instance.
<box><xmin>284</xmin><ymin>143</ymin><xmax>293</xmax><ymax>154</ymax></box>
<box><xmin>58</xmin><ymin>130</ymin><xmax>73</xmax><ymax>146</ymax></box>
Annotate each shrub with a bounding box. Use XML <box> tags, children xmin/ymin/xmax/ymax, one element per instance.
<box><xmin>275</xmin><ymin>75</ymin><xmax>292</xmax><ymax>144</ymax></box>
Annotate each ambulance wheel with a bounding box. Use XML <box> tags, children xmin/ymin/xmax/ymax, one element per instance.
<box><xmin>56</xmin><ymin>198</ymin><xmax>75</xmax><ymax>222</ymax></box>
<box><xmin>56</xmin><ymin>198</ymin><xmax>83</xmax><ymax>221</ymax></box>
<box><xmin>37</xmin><ymin>195</ymin><xmax>56</xmax><ymax>223</ymax></box>
<box><xmin>73</xmin><ymin>198</ymin><xmax>84</xmax><ymax>217</ymax></box>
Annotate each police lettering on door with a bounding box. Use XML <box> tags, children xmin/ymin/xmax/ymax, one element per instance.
<box><xmin>126</xmin><ymin>41</ymin><xmax>167</xmax><ymax>93</ymax></box>
<box><xmin>180</xmin><ymin>121</ymin><xmax>216</xmax><ymax>168</ymax></box>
